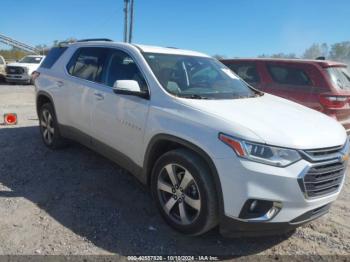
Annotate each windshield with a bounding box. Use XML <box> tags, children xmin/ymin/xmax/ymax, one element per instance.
<box><xmin>327</xmin><ymin>66</ymin><xmax>350</xmax><ymax>90</ymax></box>
<box><xmin>143</xmin><ymin>53</ymin><xmax>258</xmax><ymax>99</ymax></box>
<box><xmin>19</xmin><ymin>56</ymin><xmax>43</xmax><ymax>64</ymax></box>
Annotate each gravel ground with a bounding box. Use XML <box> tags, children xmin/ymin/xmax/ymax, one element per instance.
<box><xmin>0</xmin><ymin>83</ymin><xmax>349</xmax><ymax>260</ymax></box>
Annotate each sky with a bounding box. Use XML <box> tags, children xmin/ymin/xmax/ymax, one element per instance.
<box><xmin>1</xmin><ymin>0</ymin><xmax>349</xmax><ymax>57</ymax></box>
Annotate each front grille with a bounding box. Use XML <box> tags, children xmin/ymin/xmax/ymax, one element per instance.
<box><xmin>6</xmin><ymin>66</ymin><xmax>25</xmax><ymax>74</ymax></box>
<box><xmin>301</xmin><ymin>145</ymin><xmax>344</xmax><ymax>162</ymax></box>
<box><xmin>302</xmin><ymin>161</ymin><xmax>346</xmax><ymax>198</ymax></box>
<box><xmin>299</xmin><ymin>141</ymin><xmax>348</xmax><ymax>198</ymax></box>
<box><xmin>305</xmin><ymin>146</ymin><xmax>343</xmax><ymax>157</ymax></box>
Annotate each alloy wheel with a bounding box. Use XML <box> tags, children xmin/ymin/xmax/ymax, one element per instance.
<box><xmin>157</xmin><ymin>163</ymin><xmax>201</xmax><ymax>225</ymax></box>
<box><xmin>41</xmin><ymin>109</ymin><xmax>55</xmax><ymax>145</ymax></box>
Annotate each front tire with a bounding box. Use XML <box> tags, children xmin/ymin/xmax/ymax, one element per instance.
<box><xmin>151</xmin><ymin>148</ymin><xmax>219</xmax><ymax>235</ymax></box>
<box><xmin>39</xmin><ymin>103</ymin><xmax>67</xmax><ymax>149</ymax></box>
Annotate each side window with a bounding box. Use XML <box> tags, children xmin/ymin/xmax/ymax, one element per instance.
<box><xmin>67</xmin><ymin>47</ymin><xmax>108</xmax><ymax>83</ymax></box>
<box><xmin>41</xmin><ymin>47</ymin><xmax>67</xmax><ymax>69</ymax></box>
<box><xmin>267</xmin><ymin>64</ymin><xmax>311</xmax><ymax>86</ymax></box>
<box><xmin>228</xmin><ymin>63</ymin><xmax>260</xmax><ymax>84</ymax></box>
<box><xmin>105</xmin><ymin>50</ymin><xmax>148</xmax><ymax>92</ymax></box>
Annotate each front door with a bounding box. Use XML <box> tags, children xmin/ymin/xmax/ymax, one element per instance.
<box><xmin>90</xmin><ymin>48</ymin><xmax>150</xmax><ymax>166</ymax></box>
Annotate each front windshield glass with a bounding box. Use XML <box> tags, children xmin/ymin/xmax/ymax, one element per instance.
<box><xmin>143</xmin><ymin>53</ymin><xmax>258</xmax><ymax>99</ymax></box>
<box><xmin>19</xmin><ymin>56</ymin><xmax>43</xmax><ymax>64</ymax></box>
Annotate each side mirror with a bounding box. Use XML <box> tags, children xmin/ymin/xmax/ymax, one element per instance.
<box><xmin>113</xmin><ymin>80</ymin><xmax>149</xmax><ymax>99</ymax></box>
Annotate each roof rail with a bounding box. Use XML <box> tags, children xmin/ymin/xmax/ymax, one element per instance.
<box><xmin>57</xmin><ymin>38</ymin><xmax>113</xmax><ymax>48</ymax></box>
<box><xmin>77</xmin><ymin>38</ymin><xmax>113</xmax><ymax>42</ymax></box>
<box><xmin>58</xmin><ymin>40</ymin><xmax>75</xmax><ymax>47</ymax></box>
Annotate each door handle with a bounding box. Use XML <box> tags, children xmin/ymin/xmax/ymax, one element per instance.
<box><xmin>56</xmin><ymin>80</ymin><xmax>64</xmax><ymax>87</ymax></box>
<box><xmin>94</xmin><ymin>92</ymin><xmax>104</xmax><ymax>100</ymax></box>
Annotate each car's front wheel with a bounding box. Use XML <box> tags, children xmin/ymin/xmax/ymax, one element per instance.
<box><xmin>39</xmin><ymin>103</ymin><xmax>67</xmax><ymax>149</ymax></box>
<box><xmin>151</xmin><ymin>148</ymin><xmax>219</xmax><ymax>235</ymax></box>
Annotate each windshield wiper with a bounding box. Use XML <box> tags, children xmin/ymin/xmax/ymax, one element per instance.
<box><xmin>180</xmin><ymin>94</ymin><xmax>209</xmax><ymax>99</ymax></box>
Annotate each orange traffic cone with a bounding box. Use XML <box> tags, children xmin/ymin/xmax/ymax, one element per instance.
<box><xmin>4</xmin><ymin>113</ymin><xmax>17</xmax><ymax>125</ymax></box>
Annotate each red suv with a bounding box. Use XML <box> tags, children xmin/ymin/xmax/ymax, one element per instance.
<box><xmin>221</xmin><ymin>58</ymin><xmax>350</xmax><ymax>133</ymax></box>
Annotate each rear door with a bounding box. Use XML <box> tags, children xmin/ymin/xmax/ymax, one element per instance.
<box><xmin>64</xmin><ymin>47</ymin><xmax>109</xmax><ymax>135</ymax></box>
<box><xmin>262</xmin><ymin>62</ymin><xmax>321</xmax><ymax>110</ymax></box>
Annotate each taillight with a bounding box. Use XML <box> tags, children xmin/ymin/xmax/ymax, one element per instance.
<box><xmin>319</xmin><ymin>95</ymin><xmax>348</xmax><ymax>109</ymax></box>
<box><xmin>31</xmin><ymin>71</ymin><xmax>40</xmax><ymax>82</ymax></box>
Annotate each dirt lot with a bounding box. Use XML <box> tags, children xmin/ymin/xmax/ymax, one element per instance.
<box><xmin>0</xmin><ymin>83</ymin><xmax>349</xmax><ymax>259</ymax></box>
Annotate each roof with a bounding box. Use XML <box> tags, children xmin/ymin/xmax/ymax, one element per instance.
<box><xmin>69</xmin><ymin>40</ymin><xmax>209</xmax><ymax>57</ymax></box>
<box><xmin>221</xmin><ymin>57</ymin><xmax>347</xmax><ymax>68</ymax></box>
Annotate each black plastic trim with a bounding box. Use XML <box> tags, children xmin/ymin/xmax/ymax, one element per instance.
<box><xmin>144</xmin><ymin>134</ymin><xmax>225</xmax><ymax>218</ymax></box>
<box><xmin>36</xmin><ymin>91</ymin><xmax>56</xmax><ymax>117</ymax></box>
<box><xmin>59</xmin><ymin>125</ymin><xmax>144</xmax><ymax>183</ymax></box>
<box><xmin>220</xmin><ymin>204</ymin><xmax>331</xmax><ymax>237</ymax></box>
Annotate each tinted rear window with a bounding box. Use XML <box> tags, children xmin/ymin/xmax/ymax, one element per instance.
<box><xmin>327</xmin><ymin>67</ymin><xmax>350</xmax><ymax>90</ymax></box>
<box><xmin>227</xmin><ymin>63</ymin><xmax>260</xmax><ymax>85</ymax></box>
<box><xmin>41</xmin><ymin>47</ymin><xmax>67</xmax><ymax>69</ymax></box>
<box><xmin>267</xmin><ymin>65</ymin><xmax>311</xmax><ymax>86</ymax></box>
<box><xmin>67</xmin><ymin>47</ymin><xmax>108</xmax><ymax>83</ymax></box>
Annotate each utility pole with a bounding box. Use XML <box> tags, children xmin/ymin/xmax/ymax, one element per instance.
<box><xmin>123</xmin><ymin>0</ymin><xmax>129</xmax><ymax>42</ymax></box>
<box><xmin>128</xmin><ymin>0</ymin><xmax>134</xmax><ymax>43</ymax></box>
<box><xmin>123</xmin><ymin>0</ymin><xmax>135</xmax><ymax>43</ymax></box>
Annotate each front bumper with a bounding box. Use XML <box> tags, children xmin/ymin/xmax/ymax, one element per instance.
<box><xmin>214</xmin><ymin>153</ymin><xmax>346</xmax><ymax>236</ymax></box>
<box><xmin>6</xmin><ymin>74</ymin><xmax>31</xmax><ymax>83</ymax></box>
<box><xmin>220</xmin><ymin>203</ymin><xmax>331</xmax><ymax>237</ymax></box>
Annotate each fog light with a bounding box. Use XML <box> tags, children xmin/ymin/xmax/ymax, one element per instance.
<box><xmin>265</xmin><ymin>206</ymin><xmax>280</xmax><ymax>219</ymax></box>
<box><xmin>239</xmin><ymin>199</ymin><xmax>282</xmax><ymax>221</ymax></box>
<box><xmin>4</xmin><ymin>113</ymin><xmax>17</xmax><ymax>125</ymax></box>
<box><xmin>249</xmin><ymin>200</ymin><xmax>258</xmax><ymax>211</ymax></box>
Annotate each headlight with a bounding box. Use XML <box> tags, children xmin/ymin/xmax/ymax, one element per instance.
<box><xmin>219</xmin><ymin>133</ymin><xmax>301</xmax><ymax>167</ymax></box>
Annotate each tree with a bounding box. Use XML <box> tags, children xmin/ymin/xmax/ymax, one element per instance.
<box><xmin>329</xmin><ymin>41</ymin><xmax>350</xmax><ymax>62</ymax></box>
<box><xmin>258</xmin><ymin>53</ymin><xmax>297</xmax><ymax>59</ymax></box>
<box><xmin>320</xmin><ymin>43</ymin><xmax>329</xmax><ymax>57</ymax></box>
<box><xmin>35</xmin><ymin>44</ymin><xmax>49</xmax><ymax>55</ymax></box>
<box><xmin>303</xmin><ymin>43</ymin><xmax>323</xmax><ymax>59</ymax></box>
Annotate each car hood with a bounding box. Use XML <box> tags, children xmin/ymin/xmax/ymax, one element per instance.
<box><xmin>177</xmin><ymin>94</ymin><xmax>347</xmax><ymax>149</ymax></box>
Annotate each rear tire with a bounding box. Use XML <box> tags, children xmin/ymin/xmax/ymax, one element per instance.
<box><xmin>39</xmin><ymin>103</ymin><xmax>68</xmax><ymax>149</ymax></box>
<box><xmin>151</xmin><ymin>148</ymin><xmax>219</xmax><ymax>235</ymax></box>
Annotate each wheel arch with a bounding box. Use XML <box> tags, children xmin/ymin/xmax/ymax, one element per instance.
<box><xmin>36</xmin><ymin>91</ymin><xmax>56</xmax><ymax>118</ymax></box>
<box><xmin>143</xmin><ymin>133</ymin><xmax>225</xmax><ymax>216</ymax></box>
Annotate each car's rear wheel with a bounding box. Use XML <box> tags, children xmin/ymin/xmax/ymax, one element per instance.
<box><xmin>151</xmin><ymin>148</ymin><xmax>218</xmax><ymax>235</ymax></box>
<box><xmin>39</xmin><ymin>103</ymin><xmax>67</xmax><ymax>149</ymax></box>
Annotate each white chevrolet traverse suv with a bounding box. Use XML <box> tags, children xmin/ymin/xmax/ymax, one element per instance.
<box><xmin>34</xmin><ymin>39</ymin><xmax>349</xmax><ymax>237</ymax></box>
